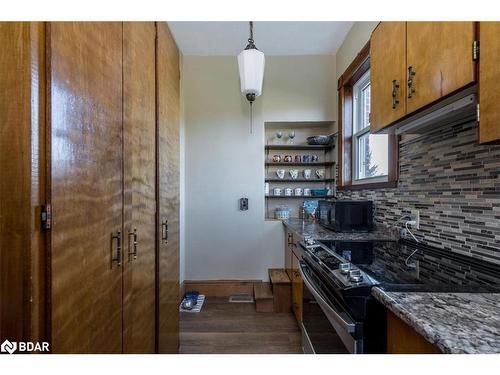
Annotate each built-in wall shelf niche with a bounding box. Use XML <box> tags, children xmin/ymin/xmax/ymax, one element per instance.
<box><xmin>264</xmin><ymin>121</ymin><xmax>337</xmax><ymax>220</ymax></box>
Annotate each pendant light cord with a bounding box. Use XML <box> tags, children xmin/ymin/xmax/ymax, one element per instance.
<box><xmin>249</xmin><ymin>21</ymin><xmax>254</xmax><ymax>43</ymax></box>
<box><xmin>250</xmin><ymin>101</ymin><xmax>253</xmax><ymax>134</ymax></box>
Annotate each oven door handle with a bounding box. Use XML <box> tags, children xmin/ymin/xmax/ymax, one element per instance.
<box><xmin>299</xmin><ymin>261</ymin><xmax>356</xmax><ymax>333</ymax></box>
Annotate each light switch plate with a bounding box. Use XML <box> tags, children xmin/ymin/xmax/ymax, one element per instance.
<box><xmin>239</xmin><ymin>198</ymin><xmax>249</xmax><ymax>211</ymax></box>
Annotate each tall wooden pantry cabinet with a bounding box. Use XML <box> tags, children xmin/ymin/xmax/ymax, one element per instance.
<box><xmin>0</xmin><ymin>21</ymin><xmax>180</xmax><ymax>354</ymax></box>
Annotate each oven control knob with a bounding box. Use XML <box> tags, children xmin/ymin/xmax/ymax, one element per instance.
<box><xmin>305</xmin><ymin>238</ymin><xmax>315</xmax><ymax>246</ymax></box>
<box><xmin>339</xmin><ymin>263</ymin><xmax>351</xmax><ymax>274</ymax></box>
<box><xmin>348</xmin><ymin>269</ymin><xmax>363</xmax><ymax>283</ymax></box>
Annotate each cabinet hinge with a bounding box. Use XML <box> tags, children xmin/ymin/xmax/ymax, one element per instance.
<box><xmin>41</xmin><ymin>204</ymin><xmax>52</xmax><ymax>230</ymax></box>
<box><xmin>473</xmin><ymin>40</ymin><xmax>480</xmax><ymax>61</ymax></box>
<box><xmin>476</xmin><ymin>104</ymin><xmax>480</xmax><ymax>123</ymax></box>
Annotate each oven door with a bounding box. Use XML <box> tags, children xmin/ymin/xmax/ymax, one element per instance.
<box><xmin>299</xmin><ymin>260</ymin><xmax>363</xmax><ymax>354</ymax></box>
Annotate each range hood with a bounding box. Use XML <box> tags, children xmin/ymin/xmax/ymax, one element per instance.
<box><xmin>380</xmin><ymin>85</ymin><xmax>478</xmax><ymax>135</ymax></box>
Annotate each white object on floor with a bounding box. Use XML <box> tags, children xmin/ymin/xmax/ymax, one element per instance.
<box><xmin>179</xmin><ymin>295</ymin><xmax>205</xmax><ymax>313</ymax></box>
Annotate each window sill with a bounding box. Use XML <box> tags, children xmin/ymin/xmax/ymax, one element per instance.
<box><xmin>337</xmin><ymin>180</ymin><xmax>397</xmax><ymax>191</ymax></box>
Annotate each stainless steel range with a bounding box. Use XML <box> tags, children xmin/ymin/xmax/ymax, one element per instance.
<box><xmin>298</xmin><ymin>236</ymin><xmax>500</xmax><ymax>354</ymax></box>
<box><xmin>298</xmin><ymin>237</ymin><xmax>385</xmax><ymax>354</ymax></box>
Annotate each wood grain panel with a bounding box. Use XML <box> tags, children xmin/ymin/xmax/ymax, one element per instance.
<box><xmin>406</xmin><ymin>22</ymin><xmax>476</xmax><ymax>113</ymax></box>
<box><xmin>370</xmin><ymin>22</ymin><xmax>407</xmax><ymax>132</ymax></box>
<box><xmin>291</xmin><ymin>254</ymin><xmax>303</xmax><ymax>323</ymax></box>
<box><xmin>156</xmin><ymin>22</ymin><xmax>180</xmax><ymax>354</ymax></box>
<box><xmin>0</xmin><ymin>21</ymin><xmax>47</xmax><ymax>345</ymax></box>
<box><xmin>0</xmin><ymin>22</ymin><xmax>33</xmax><ymax>342</ymax></box>
<box><xmin>387</xmin><ymin>311</ymin><xmax>440</xmax><ymax>353</ymax></box>
<box><xmin>48</xmin><ymin>22</ymin><xmax>123</xmax><ymax>353</ymax></box>
<box><xmin>479</xmin><ymin>22</ymin><xmax>500</xmax><ymax>144</ymax></box>
<box><xmin>122</xmin><ymin>22</ymin><xmax>157</xmax><ymax>354</ymax></box>
<box><xmin>29</xmin><ymin>22</ymin><xmax>48</xmax><ymax>344</ymax></box>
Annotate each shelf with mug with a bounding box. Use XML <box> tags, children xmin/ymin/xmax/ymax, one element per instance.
<box><xmin>265</xmin><ymin>178</ymin><xmax>335</xmax><ymax>183</ymax></box>
<box><xmin>265</xmin><ymin>195</ymin><xmax>335</xmax><ymax>199</ymax></box>
<box><xmin>265</xmin><ymin>144</ymin><xmax>334</xmax><ymax>151</ymax></box>
<box><xmin>265</xmin><ymin>161</ymin><xmax>335</xmax><ymax>167</ymax></box>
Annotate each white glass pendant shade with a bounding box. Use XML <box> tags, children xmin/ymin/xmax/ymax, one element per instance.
<box><xmin>237</xmin><ymin>48</ymin><xmax>265</xmax><ymax>99</ymax></box>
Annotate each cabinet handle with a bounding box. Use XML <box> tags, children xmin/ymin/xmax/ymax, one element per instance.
<box><xmin>128</xmin><ymin>227</ymin><xmax>138</xmax><ymax>260</ymax></box>
<box><xmin>391</xmin><ymin>79</ymin><xmax>400</xmax><ymax>109</ymax></box>
<box><xmin>111</xmin><ymin>231</ymin><xmax>122</xmax><ymax>267</ymax></box>
<box><xmin>161</xmin><ymin>219</ymin><xmax>168</xmax><ymax>244</ymax></box>
<box><xmin>407</xmin><ymin>66</ymin><xmax>416</xmax><ymax>98</ymax></box>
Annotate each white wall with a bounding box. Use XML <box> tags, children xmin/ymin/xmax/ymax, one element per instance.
<box><xmin>183</xmin><ymin>55</ymin><xmax>337</xmax><ymax>281</ymax></box>
<box><xmin>336</xmin><ymin>22</ymin><xmax>378</xmax><ymax>79</ymax></box>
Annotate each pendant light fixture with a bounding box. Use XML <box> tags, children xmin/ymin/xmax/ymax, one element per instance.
<box><xmin>238</xmin><ymin>21</ymin><xmax>265</xmax><ymax>133</ymax></box>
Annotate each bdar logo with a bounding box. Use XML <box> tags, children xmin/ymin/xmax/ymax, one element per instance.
<box><xmin>1</xmin><ymin>340</ymin><xmax>17</xmax><ymax>354</ymax></box>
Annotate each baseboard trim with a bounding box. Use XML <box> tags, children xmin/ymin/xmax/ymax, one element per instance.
<box><xmin>183</xmin><ymin>279</ymin><xmax>262</xmax><ymax>297</ymax></box>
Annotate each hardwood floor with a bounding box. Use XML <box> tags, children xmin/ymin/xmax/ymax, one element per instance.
<box><xmin>180</xmin><ymin>297</ymin><xmax>303</xmax><ymax>354</ymax></box>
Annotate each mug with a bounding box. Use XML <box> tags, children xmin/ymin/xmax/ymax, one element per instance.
<box><xmin>316</xmin><ymin>169</ymin><xmax>325</xmax><ymax>179</ymax></box>
<box><xmin>285</xmin><ymin>188</ymin><xmax>293</xmax><ymax>196</ymax></box>
<box><xmin>272</xmin><ymin>154</ymin><xmax>282</xmax><ymax>162</ymax></box>
<box><xmin>311</xmin><ymin>155</ymin><xmax>319</xmax><ymax>162</ymax></box>
<box><xmin>294</xmin><ymin>155</ymin><xmax>302</xmax><ymax>163</ymax></box>
<box><xmin>289</xmin><ymin>169</ymin><xmax>299</xmax><ymax>180</ymax></box>
<box><xmin>273</xmin><ymin>187</ymin><xmax>283</xmax><ymax>196</ymax></box>
<box><xmin>303</xmin><ymin>169</ymin><xmax>312</xmax><ymax>179</ymax></box>
<box><xmin>294</xmin><ymin>188</ymin><xmax>303</xmax><ymax>196</ymax></box>
<box><xmin>276</xmin><ymin>169</ymin><xmax>286</xmax><ymax>179</ymax></box>
<box><xmin>302</xmin><ymin>154</ymin><xmax>312</xmax><ymax>163</ymax></box>
<box><xmin>284</xmin><ymin>155</ymin><xmax>293</xmax><ymax>163</ymax></box>
<box><xmin>303</xmin><ymin>188</ymin><xmax>311</xmax><ymax>196</ymax></box>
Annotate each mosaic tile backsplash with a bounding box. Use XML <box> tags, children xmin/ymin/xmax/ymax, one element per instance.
<box><xmin>338</xmin><ymin>120</ymin><xmax>500</xmax><ymax>264</ymax></box>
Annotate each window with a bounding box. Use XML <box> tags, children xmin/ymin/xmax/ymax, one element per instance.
<box><xmin>337</xmin><ymin>41</ymin><xmax>398</xmax><ymax>190</ymax></box>
<box><xmin>352</xmin><ymin>71</ymin><xmax>388</xmax><ymax>184</ymax></box>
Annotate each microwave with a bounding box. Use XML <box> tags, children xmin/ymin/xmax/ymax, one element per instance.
<box><xmin>318</xmin><ymin>200</ymin><xmax>373</xmax><ymax>232</ymax></box>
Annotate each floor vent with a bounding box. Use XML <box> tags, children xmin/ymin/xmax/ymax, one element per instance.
<box><xmin>228</xmin><ymin>294</ymin><xmax>254</xmax><ymax>303</ymax></box>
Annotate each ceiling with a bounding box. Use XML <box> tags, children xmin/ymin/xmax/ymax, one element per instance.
<box><xmin>167</xmin><ymin>21</ymin><xmax>354</xmax><ymax>56</ymax></box>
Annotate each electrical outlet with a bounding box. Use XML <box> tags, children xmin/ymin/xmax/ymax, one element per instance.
<box><xmin>410</xmin><ymin>209</ymin><xmax>420</xmax><ymax>229</ymax></box>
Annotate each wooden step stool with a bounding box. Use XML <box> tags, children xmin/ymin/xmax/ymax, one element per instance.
<box><xmin>269</xmin><ymin>268</ymin><xmax>292</xmax><ymax>313</ymax></box>
<box><xmin>254</xmin><ymin>282</ymin><xmax>274</xmax><ymax>313</ymax></box>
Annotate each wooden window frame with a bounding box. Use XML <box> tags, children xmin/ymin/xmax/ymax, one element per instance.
<box><xmin>337</xmin><ymin>41</ymin><xmax>399</xmax><ymax>191</ymax></box>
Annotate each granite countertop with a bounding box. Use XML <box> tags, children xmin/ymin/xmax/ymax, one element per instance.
<box><xmin>283</xmin><ymin>218</ymin><xmax>398</xmax><ymax>242</ymax></box>
<box><xmin>372</xmin><ymin>287</ymin><xmax>500</xmax><ymax>354</ymax></box>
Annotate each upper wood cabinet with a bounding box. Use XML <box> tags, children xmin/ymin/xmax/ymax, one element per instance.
<box><xmin>479</xmin><ymin>22</ymin><xmax>500</xmax><ymax>143</ymax></box>
<box><xmin>370</xmin><ymin>22</ymin><xmax>407</xmax><ymax>133</ymax></box>
<box><xmin>406</xmin><ymin>22</ymin><xmax>476</xmax><ymax>113</ymax></box>
<box><xmin>370</xmin><ymin>22</ymin><xmax>477</xmax><ymax>133</ymax></box>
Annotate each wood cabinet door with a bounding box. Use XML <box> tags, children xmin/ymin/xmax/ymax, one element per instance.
<box><xmin>156</xmin><ymin>22</ymin><xmax>180</xmax><ymax>353</ymax></box>
<box><xmin>370</xmin><ymin>22</ymin><xmax>407</xmax><ymax>133</ymax></box>
<box><xmin>122</xmin><ymin>22</ymin><xmax>157</xmax><ymax>353</ymax></box>
<box><xmin>48</xmin><ymin>22</ymin><xmax>123</xmax><ymax>353</ymax></box>
<box><xmin>406</xmin><ymin>22</ymin><xmax>476</xmax><ymax>113</ymax></box>
<box><xmin>479</xmin><ymin>22</ymin><xmax>500</xmax><ymax>144</ymax></box>
<box><xmin>291</xmin><ymin>253</ymin><xmax>303</xmax><ymax>323</ymax></box>
<box><xmin>1</xmin><ymin>22</ymin><xmax>47</xmax><ymax>345</ymax></box>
